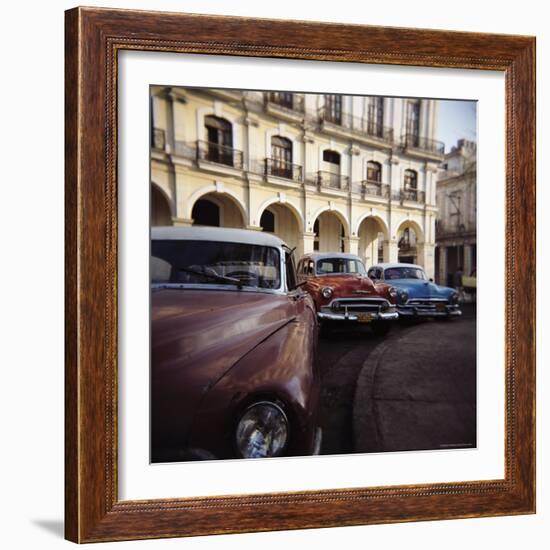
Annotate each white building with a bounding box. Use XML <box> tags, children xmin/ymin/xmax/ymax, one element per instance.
<box><xmin>435</xmin><ymin>139</ymin><xmax>477</xmax><ymax>286</ymax></box>
<box><xmin>150</xmin><ymin>87</ymin><xmax>444</xmax><ymax>278</ymax></box>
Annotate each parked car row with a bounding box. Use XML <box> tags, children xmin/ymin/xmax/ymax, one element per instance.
<box><xmin>150</xmin><ymin>226</ymin><xmax>462</xmax><ymax>463</ymax></box>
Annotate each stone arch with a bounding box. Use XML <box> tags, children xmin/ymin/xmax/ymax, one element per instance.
<box><xmin>395</xmin><ymin>218</ymin><xmax>425</xmax><ymax>265</ymax></box>
<box><xmin>355</xmin><ymin>215</ymin><xmax>390</xmax><ymax>268</ymax></box>
<box><xmin>187</xmin><ymin>184</ymin><xmax>247</xmax><ymax>224</ymax></box>
<box><xmin>189</xmin><ymin>189</ymin><xmax>246</xmax><ymax>229</ymax></box>
<box><xmin>310</xmin><ymin>205</ymin><xmax>350</xmax><ymax>237</ymax></box>
<box><xmin>257</xmin><ymin>197</ymin><xmax>304</xmax><ymax>233</ymax></box>
<box><xmin>354</xmin><ymin>212</ymin><xmax>389</xmax><ymax>239</ymax></box>
<box><xmin>258</xmin><ymin>201</ymin><xmax>302</xmax><ymax>253</ymax></box>
<box><xmin>311</xmin><ymin>206</ymin><xmax>350</xmax><ymax>253</ymax></box>
<box><xmin>151</xmin><ymin>182</ymin><xmax>174</xmax><ymax>226</ymax></box>
<box><xmin>395</xmin><ymin>218</ymin><xmax>425</xmax><ymax>242</ymax></box>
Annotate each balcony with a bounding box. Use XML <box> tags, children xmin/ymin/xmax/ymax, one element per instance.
<box><xmin>361</xmin><ymin>180</ymin><xmax>390</xmax><ymax>199</ymax></box>
<box><xmin>196</xmin><ymin>140</ymin><xmax>244</xmax><ymax>169</ymax></box>
<box><xmin>264</xmin><ymin>92</ymin><xmax>305</xmax><ymax>122</ymax></box>
<box><xmin>174</xmin><ymin>140</ymin><xmax>195</xmax><ymax>159</ymax></box>
<box><xmin>317</xmin><ymin>171</ymin><xmax>349</xmax><ymax>191</ymax></box>
<box><xmin>152</xmin><ymin>128</ymin><xmax>166</xmax><ymax>151</ymax></box>
<box><xmin>392</xmin><ymin>188</ymin><xmax>426</xmax><ymax>204</ymax></box>
<box><xmin>318</xmin><ymin>106</ymin><xmax>394</xmax><ymax>146</ymax></box>
<box><xmin>401</xmin><ymin>133</ymin><xmax>445</xmax><ymax>158</ymax></box>
<box><xmin>264</xmin><ymin>158</ymin><xmax>303</xmax><ymax>183</ymax></box>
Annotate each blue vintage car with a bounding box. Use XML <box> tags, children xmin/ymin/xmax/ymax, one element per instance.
<box><xmin>367</xmin><ymin>262</ymin><xmax>461</xmax><ymax>318</ymax></box>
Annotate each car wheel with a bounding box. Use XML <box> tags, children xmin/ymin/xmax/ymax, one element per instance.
<box><xmin>371</xmin><ymin>321</ymin><xmax>392</xmax><ymax>337</ymax></box>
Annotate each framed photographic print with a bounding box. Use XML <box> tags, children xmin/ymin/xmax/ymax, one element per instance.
<box><xmin>65</xmin><ymin>6</ymin><xmax>536</xmax><ymax>543</ymax></box>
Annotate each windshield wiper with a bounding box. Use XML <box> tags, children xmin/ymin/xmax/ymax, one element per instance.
<box><xmin>177</xmin><ymin>266</ymin><xmax>243</xmax><ymax>288</ymax></box>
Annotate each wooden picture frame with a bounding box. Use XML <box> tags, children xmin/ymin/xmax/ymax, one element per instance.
<box><xmin>65</xmin><ymin>6</ymin><xmax>536</xmax><ymax>543</ymax></box>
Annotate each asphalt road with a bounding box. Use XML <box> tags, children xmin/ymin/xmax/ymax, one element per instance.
<box><xmin>318</xmin><ymin>304</ymin><xmax>476</xmax><ymax>455</ymax></box>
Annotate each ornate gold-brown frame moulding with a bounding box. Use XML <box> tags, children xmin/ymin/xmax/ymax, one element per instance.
<box><xmin>65</xmin><ymin>6</ymin><xmax>536</xmax><ymax>543</ymax></box>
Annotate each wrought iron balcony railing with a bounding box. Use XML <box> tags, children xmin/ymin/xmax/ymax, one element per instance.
<box><xmin>392</xmin><ymin>188</ymin><xmax>426</xmax><ymax>203</ymax></box>
<box><xmin>196</xmin><ymin>140</ymin><xmax>243</xmax><ymax>169</ymax></box>
<box><xmin>318</xmin><ymin>106</ymin><xmax>394</xmax><ymax>142</ymax></box>
<box><xmin>361</xmin><ymin>180</ymin><xmax>390</xmax><ymax>199</ymax></box>
<box><xmin>264</xmin><ymin>158</ymin><xmax>303</xmax><ymax>182</ymax></box>
<box><xmin>265</xmin><ymin>92</ymin><xmax>305</xmax><ymax>113</ymax></box>
<box><xmin>152</xmin><ymin>128</ymin><xmax>166</xmax><ymax>150</ymax></box>
<box><xmin>317</xmin><ymin>171</ymin><xmax>350</xmax><ymax>191</ymax></box>
<box><xmin>401</xmin><ymin>133</ymin><xmax>445</xmax><ymax>155</ymax></box>
<box><xmin>174</xmin><ymin>140</ymin><xmax>195</xmax><ymax>159</ymax></box>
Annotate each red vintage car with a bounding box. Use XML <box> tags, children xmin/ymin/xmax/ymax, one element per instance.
<box><xmin>297</xmin><ymin>252</ymin><xmax>399</xmax><ymax>336</ymax></box>
<box><xmin>151</xmin><ymin>226</ymin><xmax>321</xmax><ymax>462</ymax></box>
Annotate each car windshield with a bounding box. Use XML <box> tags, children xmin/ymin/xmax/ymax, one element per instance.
<box><xmin>384</xmin><ymin>267</ymin><xmax>427</xmax><ymax>280</ymax></box>
<box><xmin>316</xmin><ymin>258</ymin><xmax>366</xmax><ymax>275</ymax></box>
<box><xmin>151</xmin><ymin>239</ymin><xmax>281</xmax><ymax>290</ymax></box>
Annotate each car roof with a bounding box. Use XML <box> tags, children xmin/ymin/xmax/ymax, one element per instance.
<box><xmin>151</xmin><ymin>226</ymin><xmax>287</xmax><ymax>248</ymax></box>
<box><xmin>371</xmin><ymin>262</ymin><xmax>424</xmax><ymax>270</ymax></box>
<box><xmin>299</xmin><ymin>252</ymin><xmax>362</xmax><ymax>261</ymax></box>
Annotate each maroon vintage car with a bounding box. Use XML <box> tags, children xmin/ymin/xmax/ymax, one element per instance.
<box><xmin>297</xmin><ymin>252</ymin><xmax>399</xmax><ymax>336</ymax></box>
<box><xmin>151</xmin><ymin>226</ymin><xmax>321</xmax><ymax>462</ymax></box>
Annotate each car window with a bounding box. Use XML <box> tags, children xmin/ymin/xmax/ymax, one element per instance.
<box><xmin>151</xmin><ymin>239</ymin><xmax>281</xmax><ymax>289</ymax></box>
<box><xmin>384</xmin><ymin>267</ymin><xmax>426</xmax><ymax>280</ymax></box>
<box><xmin>316</xmin><ymin>258</ymin><xmax>366</xmax><ymax>275</ymax></box>
<box><xmin>285</xmin><ymin>250</ymin><xmax>297</xmax><ymax>290</ymax></box>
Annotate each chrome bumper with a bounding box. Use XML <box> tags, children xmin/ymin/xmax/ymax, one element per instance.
<box><xmin>398</xmin><ymin>304</ymin><xmax>462</xmax><ymax>317</ymax></box>
<box><xmin>318</xmin><ymin>310</ymin><xmax>399</xmax><ymax>322</ymax></box>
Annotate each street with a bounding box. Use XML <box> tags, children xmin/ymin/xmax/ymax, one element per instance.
<box><xmin>318</xmin><ymin>304</ymin><xmax>476</xmax><ymax>455</ymax></box>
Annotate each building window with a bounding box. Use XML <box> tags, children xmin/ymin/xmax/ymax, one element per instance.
<box><xmin>403</xmin><ymin>169</ymin><xmax>418</xmax><ymax>200</ymax></box>
<box><xmin>323</xmin><ymin>149</ymin><xmax>341</xmax><ymax>166</ymax></box>
<box><xmin>192</xmin><ymin>199</ymin><xmax>220</xmax><ymax>227</ymax></box>
<box><xmin>367</xmin><ymin>96</ymin><xmax>384</xmax><ymax>136</ymax></box>
<box><xmin>271</xmin><ymin>136</ymin><xmax>293</xmax><ymax>178</ymax></box>
<box><xmin>204</xmin><ymin>115</ymin><xmax>233</xmax><ymax>165</ymax></box>
<box><xmin>324</xmin><ymin>94</ymin><xmax>342</xmax><ymax>124</ymax></box>
<box><xmin>268</xmin><ymin>91</ymin><xmax>294</xmax><ymax>109</ymax></box>
<box><xmin>366</xmin><ymin>161</ymin><xmax>382</xmax><ymax>183</ymax></box>
<box><xmin>260</xmin><ymin>209</ymin><xmax>275</xmax><ymax>233</ymax></box>
<box><xmin>406</xmin><ymin>100</ymin><xmax>420</xmax><ymax>145</ymax></box>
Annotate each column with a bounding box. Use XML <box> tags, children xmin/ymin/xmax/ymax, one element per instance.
<box><xmin>438</xmin><ymin>246</ymin><xmax>447</xmax><ymax>286</ymax></box>
<box><xmin>344</xmin><ymin>236</ymin><xmax>360</xmax><ymax>255</ymax></box>
<box><xmin>382</xmin><ymin>240</ymin><xmax>398</xmax><ymax>263</ymax></box>
<box><xmin>464</xmin><ymin>243</ymin><xmax>472</xmax><ymax>276</ymax></box>
<box><xmin>417</xmin><ymin>243</ymin><xmax>435</xmax><ymax>280</ymax></box>
<box><xmin>301</xmin><ymin>232</ymin><xmax>316</xmax><ymax>255</ymax></box>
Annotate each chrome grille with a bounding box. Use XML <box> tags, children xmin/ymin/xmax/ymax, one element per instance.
<box><xmin>323</xmin><ymin>297</ymin><xmax>390</xmax><ymax>314</ymax></box>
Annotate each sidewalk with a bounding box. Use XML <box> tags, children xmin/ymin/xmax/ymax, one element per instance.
<box><xmin>353</xmin><ymin>313</ymin><xmax>476</xmax><ymax>453</ymax></box>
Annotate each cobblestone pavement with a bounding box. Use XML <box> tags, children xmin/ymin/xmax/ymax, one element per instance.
<box><xmin>318</xmin><ymin>304</ymin><xmax>476</xmax><ymax>455</ymax></box>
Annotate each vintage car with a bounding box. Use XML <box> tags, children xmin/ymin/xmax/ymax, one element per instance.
<box><xmin>150</xmin><ymin>226</ymin><xmax>321</xmax><ymax>462</ymax></box>
<box><xmin>367</xmin><ymin>262</ymin><xmax>462</xmax><ymax>318</ymax></box>
<box><xmin>296</xmin><ymin>252</ymin><xmax>399</xmax><ymax>336</ymax></box>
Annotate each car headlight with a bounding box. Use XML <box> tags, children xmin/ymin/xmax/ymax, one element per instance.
<box><xmin>235</xmin><ymin>402</ymin><xmax>289</xmax><ymax>458</ymax></box>
<box><xmin>388</xmin><ymin>287</ymin><xmax>398</xmax><ymax>300</ymax></box>
<box><xmin>398</xmin><ymin>290</ymin><xmax>409</xmax><ymax>304</ymax></box>
<box><xmin>450</xmin><ymin>292</ymin><xmax>459</xmax><ymax>304</ymax></box>
<box><xmin>321</xmin><ymin>287</ymin><xmax>333</xmax><ymax>299</ymax></box>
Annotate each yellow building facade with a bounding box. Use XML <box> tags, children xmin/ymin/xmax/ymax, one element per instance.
<box><xmin>150</xmin><ymin>87</ymin><xmax>444</xmax><ymax>278</ymax></box>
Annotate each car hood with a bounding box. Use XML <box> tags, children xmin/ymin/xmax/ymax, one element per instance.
<box><xmin>314</xmin><ymin>274</ymin><xmax>377</xmax><ymax>295</ymax></box>
<box><xmin>151</xmin><ymin>288</ymin><xmax>294</xmax><ymax>444</ymax></box>
<box><xmin>388</xmin><ymin>278</ymin><xmax>454</xmax><ymax>298</ymax></box>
